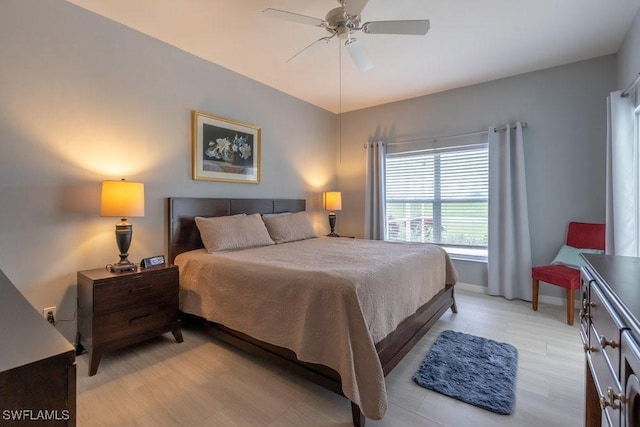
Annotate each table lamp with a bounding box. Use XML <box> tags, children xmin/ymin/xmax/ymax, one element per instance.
<box><xmin>323</xmin><ymin>191</ymin><xmax>342</xmax><ymax>237</ymax></box>
<box><xmin>101</xmin><ymin>179</ymin><xmax>145</xmax><ymax>273</ymax></box>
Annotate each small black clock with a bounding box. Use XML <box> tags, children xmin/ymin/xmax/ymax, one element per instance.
<box><xmin>140</xmin><ymin>255</ymin><xmax>165</xmax><ymax>269</ymax></box>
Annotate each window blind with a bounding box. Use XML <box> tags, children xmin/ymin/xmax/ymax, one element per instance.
<box><xmin>385</xmin><ymin>143</ymin><xmax>488</xmax><ymax>249</ymax></box>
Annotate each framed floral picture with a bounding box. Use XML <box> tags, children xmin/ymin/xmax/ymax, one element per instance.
<box><xmin>192</xmin><ymin>110</ymin><xmax>261</xmax><ymax>183</ymax></box>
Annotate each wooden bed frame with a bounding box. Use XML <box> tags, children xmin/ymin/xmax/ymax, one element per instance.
<box><xmin>168</xmin><ymin>197</ymin><xmax>457</xmax><ymax>426</ymax></box>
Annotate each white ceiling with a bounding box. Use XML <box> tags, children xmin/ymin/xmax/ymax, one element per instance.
<box><xmin>66</xmin><ymin>0</ymin><xmax>640</xmax><ymax>113</ymax></box>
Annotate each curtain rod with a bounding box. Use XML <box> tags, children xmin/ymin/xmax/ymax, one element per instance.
<box><xmin>369</xmin><ymin>121</ymin><xmax>528</xmax><ymax>147</ymax></box>
<box><xmin>622</xmin><ymin>72</ymin><xmax>640</xmax><ymax>98</ymax></box>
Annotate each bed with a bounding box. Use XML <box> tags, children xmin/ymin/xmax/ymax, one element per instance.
<box><xmin>168</xmin><ymin>197</ymin><xmax>458</xmax><ymax>426</ymax></box>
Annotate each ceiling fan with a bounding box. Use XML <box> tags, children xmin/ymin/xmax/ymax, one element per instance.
<box><xmin>263</xmin><ymin>0</ymin><xmax>430</xmax><ymax>71</ymax></box>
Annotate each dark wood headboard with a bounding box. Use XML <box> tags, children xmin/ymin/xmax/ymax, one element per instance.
<box><xmin>167</xmin><ymin>197</ymin><xmax>306</xmax><ymax>263</ymax></box>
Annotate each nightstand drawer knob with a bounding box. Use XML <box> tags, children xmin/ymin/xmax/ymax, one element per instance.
<box><xmin>129</xmin><ymin>314</ymin><xmax>152</xmax><ymax>324</ymax></box>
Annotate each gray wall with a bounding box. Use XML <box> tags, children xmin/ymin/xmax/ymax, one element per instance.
<box><xmin>618</xmin><ymin>8</ymin><xmax>640</xmax><ymax>92</ymax></box>
<box><xmin>0</xmin><ymin>0</ymin><xmax>337</xmax><ymax>341</ymax></box>
<box><xmin>336</xmin><ymin>56</ymin><xmax>617</xmax><ymax>297</ymax></box>
<box><xmin>0</xmin><ymin>0</ymin><xmax>635</xmax><ymax>344</ymax></box>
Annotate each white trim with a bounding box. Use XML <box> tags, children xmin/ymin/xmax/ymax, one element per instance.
<box><xmin>455</xmin><ymin>282</ymin><xmax>567</xmax><ymax>307</ymax></box>
<box><xmin>454</xmin><ymin>282</ymin><xmax>486</xmax><ymax>294</ymax></box>
<box><xmin>450</xmin><ymin>255</ymin><xmax>487</xmax><ymax>263</ymax></box>
<box><xmin>443</xmin><ymin>245</ymin><xmax>487</xmax><ymax>260</ymax></box>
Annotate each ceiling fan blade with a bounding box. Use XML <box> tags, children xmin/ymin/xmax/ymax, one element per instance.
<box><xmin>286</xmin><ymin>36</ymin><xmax>334</xmax><ymax>64</ymax></box>
<box><xmin>262</xmin><ymin>8</ymin><xmax>326</xmax><ymax>27</ymax></box>
<box><xmin>362</xmin><ymin>20</ymin><xmax>430</xmax><ymax>35</ymax></box>
<box><xmin>344</xmin><ymin>38</ymin><xmax>373</xmax><ymax>71</ymax></box>
<box><xmin>343</xmin><ymin>0</ymin><xmax>370</xmax><ymax>16</ymax></box>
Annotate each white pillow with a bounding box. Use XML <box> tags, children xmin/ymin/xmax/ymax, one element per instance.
<box><xmin>551</xmin><ymin>244</ymin><xmax>604</xmax><ymax>269</ymax></box>
<box><xmin>195</xmin><ymin>213</ymin><xmax>274</xmax><ymax>252</ymax></box>
<box><xmin>262</xmin><ymin>211</ymin><xmax>317</xmax><ymax>244</ymax></box>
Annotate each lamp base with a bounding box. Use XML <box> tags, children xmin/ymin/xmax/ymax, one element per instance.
<box><xmin>111</xmin><ymin>220</ymin><xmax>137</xmax><ymax>273</ymax></box>
<box><xmin>327</xmin><ymin>212</ymin><xmax>339</xmax><ymax>238</ymax></box>
<box><xmin>110</xmin><ymin>262</ymin><xmax>137</xmax><ymax>273</ymax></box>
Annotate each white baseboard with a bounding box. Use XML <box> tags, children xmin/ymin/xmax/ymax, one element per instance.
<box><xmin>455</xmin><ymin>282</ymin><xmax>569</xmax><ymax>307</ymax></box>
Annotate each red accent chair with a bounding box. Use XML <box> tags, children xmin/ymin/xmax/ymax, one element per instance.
<box><xmin>531</xmin><ymin>222</ymin><xmax>605</xmax><ymax>325</ymax></box>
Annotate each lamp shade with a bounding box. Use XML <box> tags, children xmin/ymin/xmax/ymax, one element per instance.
<box><xmin>100</xmin><ymin>179</ymin><xmax>145</xmax><ymax>218</ymax></box>
<box><xmin>323</xmin><ymin>191</ymin><xmax>342</xmax><ymax>211</ymax></box>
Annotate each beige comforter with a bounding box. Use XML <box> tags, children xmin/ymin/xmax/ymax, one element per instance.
<box><xmin>176</xmin><ymin>237</ymin><xmax>457</xmax><ymax>420</ymax></box>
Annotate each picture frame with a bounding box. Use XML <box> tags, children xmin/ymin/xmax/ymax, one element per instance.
<box><xmin>192</xmin><ymin>110</ymin><xmax>261</xmax><ymax>183</ymax></box>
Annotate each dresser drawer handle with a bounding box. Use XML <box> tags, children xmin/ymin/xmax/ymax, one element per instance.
<box><xmin>583</xmin><ymin>343</ymin><xmax>597</xmax><ymax>353</ymax></box>
<box><xmin>599</xmin><ymin>335</ymin><xmax>619</xmax><ymax>349</ymax></box>
<box><xmin>599</xmin><ymin>386</ymin><xmax>625</xmax><ymax>410</ymax></box>
<box><xmin>130</xmin><ymin>286</ymin><xmax>153</xmax><ymax>294</ymax></box>
<box><xmin>129</xmin><ymin>314</ymin><xmax>152</xmax><ymax>324</ymax></box>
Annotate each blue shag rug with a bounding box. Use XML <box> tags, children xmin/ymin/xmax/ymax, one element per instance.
<box><xmin>413</xmin><ymin>330</ymin><xmax>518</xmax><ymax>415</ymax></box>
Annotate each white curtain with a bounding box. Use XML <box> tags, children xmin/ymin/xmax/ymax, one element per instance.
<box><xmin>488</xmin><ymin>122</ymin><xmax>532</xmax><ymax>300</ymax></box>
<box><xmin>364</xmin><ymin>141</ymin><xmax>386</xmax><ymax>240</ymax></box>
<box><xmin>605</xmin><ymin>90</ymin><xmax>638</xmax><ymax>256</ymax></box>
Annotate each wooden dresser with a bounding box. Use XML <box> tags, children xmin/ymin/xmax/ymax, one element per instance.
<box><xmin>581</xmin><ymin>254</ymin><xmax>640</xmax><ymax>427</ymax></box>
<box><xmin>0</xmin><ymin>269</ymin><xmax>76</xmax><ymax>426</ymax></box>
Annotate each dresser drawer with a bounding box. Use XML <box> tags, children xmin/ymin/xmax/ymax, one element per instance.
<box><xmin>590</xmin><ymin>284</ymin><xmax>624</xmax><ymax>378</ymax></box>
<box><xmin>94</xmin><ymin>269</ymin><xmax>178</xmax><ymax>314</ymax></box>
<box><xmin>587</xmin><ymin>333</ymin><xmax>622</xmax><ymax>427</ymax></box>
<box><xmin>580</xmin><ymin>271</ymin><xmax>591</xmax><ymax>337</ymax></box>
<box><xmin>94</xmin><ymin>302</ymin><xmax>178</xmax><ymax>344</ymax></box>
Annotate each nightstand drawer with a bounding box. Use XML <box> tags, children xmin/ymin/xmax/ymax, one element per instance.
<box><xmin>94</xmin><ymin>303</ymin><xmax>178</xmax><ymax>343</ymax></box>
<box><xmin>94</xmin><ymin>270</ymin><xmax>177</xmax><ymax>314</ymax></box>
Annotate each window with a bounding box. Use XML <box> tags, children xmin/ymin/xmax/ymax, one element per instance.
<box><xmin>385</xmin><ymin>142</ymin><xmax>488</xmax><ymax>260</ymax></box>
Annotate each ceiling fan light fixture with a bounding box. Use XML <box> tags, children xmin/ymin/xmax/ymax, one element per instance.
<box><xmin>344</xmin><ymin>38</ymin><xmax>373</xmax><ymax>71</ymax></box>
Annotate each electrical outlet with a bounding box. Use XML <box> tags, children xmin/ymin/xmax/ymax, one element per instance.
<box><xmin>43</xmin><ymin>306</ymin><xmax>56</xmax><ymax>325</ymax></box>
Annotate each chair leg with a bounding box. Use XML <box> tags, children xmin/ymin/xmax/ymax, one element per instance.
<box><xmin>532</xmin><ymin>278</ymin><xmax>539</xmax><ymax>311</ymax></box>
<box><xmin>566</xmin><ymin>288</ymin><xmax>575</xmax><ymax>326</ymax></box>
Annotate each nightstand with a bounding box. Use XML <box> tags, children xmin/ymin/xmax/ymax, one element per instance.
<box><xmin>76</xmin><ymin>264</ymin><xmax>183</xmax><ymax>376</ymax></box>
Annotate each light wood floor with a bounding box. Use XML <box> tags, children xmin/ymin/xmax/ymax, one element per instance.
<box><xmin>76</xmin><ymin>289</ymin><xmax>585</xmax><ymax>426</ymax></box>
